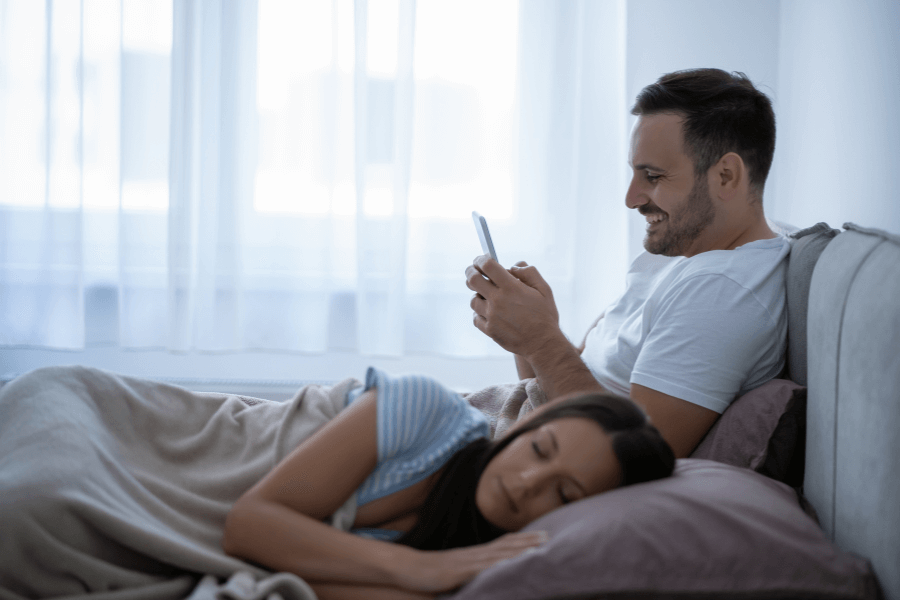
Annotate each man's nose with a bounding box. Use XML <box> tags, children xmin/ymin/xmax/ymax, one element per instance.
<box><xmin>625</xmin><ymin>176</ymin><xmax>648</xmax><ymax>210</ymax></box>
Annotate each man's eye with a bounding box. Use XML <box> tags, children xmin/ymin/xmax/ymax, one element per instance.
<box><xmin>558</xmin><ymin>487</ymin><xmax>571</xmax><ymax>504</ymax></box>
<box><xmin>532</xmin><ymin>441</ymin><xmax>546</xmax><ymax>458</ymax></box>
<box><xmin>646</xmin><ymin>173</ymin><xmax>662</xmax><ymax>183</ymax></box>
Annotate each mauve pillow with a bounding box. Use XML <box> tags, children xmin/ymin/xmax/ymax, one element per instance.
<box><xmin>449</xmin><ymin>459</ymin><xmax>880</xmax><ymax>600</ymax></box>
<box><xmin>691</xmin><ymin>378</ymin><xmax>806</xmax><ymax>486</ymax></box>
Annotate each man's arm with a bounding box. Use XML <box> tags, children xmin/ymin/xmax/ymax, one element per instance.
<box><xmin>514</xmin><ymin>354</ymin><xmax>536</xmax><ymax>380</ymax></box>
<box><xmin>466</xmin><ymin>256</ymin><xmax>718</xmax><ymax>457</ymax></box>
<box><xmin>465</xmin><ymin>256</ymin><xmax>605</xmax><ymax>400</ymax></box>
<box><xmin>515</xmin><ymin>337</ymin><xmax>716</xmax><ymax>458</ymax></box>
<box><xmin>630</xmin><ymin>384</ymin><xmax>718</xmax><ymax>458</ymax></box>
<box><xmin>516</xmin><ymin>311</ymin><xmax>603</xmax><ymax>380</ymax></box>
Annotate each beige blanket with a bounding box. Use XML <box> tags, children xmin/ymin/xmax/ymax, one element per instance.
<box><xmin>463</xmin><ymin>378</ymin><xmax>548</xmax><ymax>439</ymax></box>
<box><xmin>0</xmin><ymin>366</ymin><xmax>361</xmax><ymax>600</ymax></box>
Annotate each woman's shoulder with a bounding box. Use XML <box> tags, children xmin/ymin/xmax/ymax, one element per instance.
<box><xmin>361</xmin><ymin>367</ymin><xmax>489</xmax><ymax>459</ymax></box>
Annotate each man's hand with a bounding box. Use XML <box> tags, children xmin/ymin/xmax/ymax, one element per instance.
<box><xmin>466</xmin><ymin>256</ymin><xmax>604</xmax><ymax>400</ymax></box>
<box><xmin>465</xmin><ymin>257</ymin><xmax>562</xmax><ymax>360</ymax></box>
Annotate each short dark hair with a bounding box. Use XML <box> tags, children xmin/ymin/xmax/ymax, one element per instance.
<box><xmin>631</xmin><ymin>68</ymin><xmax>776</xmax><ymax>198</ymax></box>
<box><xmin>397</xmin><ymin>393</ymin><xmax>675</xmax><ymax>550</ymax></box>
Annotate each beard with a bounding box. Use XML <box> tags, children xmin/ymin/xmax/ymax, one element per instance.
<box><xmin>641</xmin><ymin>176</ymin><xmax>715</xmax><ymax>257</ymax></box>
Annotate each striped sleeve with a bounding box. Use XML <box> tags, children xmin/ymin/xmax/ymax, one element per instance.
<box><xmin>354</xmin><ymin>367</ymin><xmax>489</xmax><ymax>506</ymax></box>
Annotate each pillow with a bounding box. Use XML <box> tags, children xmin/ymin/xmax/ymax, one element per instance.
<box><xmin>785</xmin><ymin>222</ymin><xmax>840</xmax><ymax>386</ymax></box>
<box><xmin>690</xmin><ymin>378</ymin><xmax>806</xmax><ymax>486</ymax></box>
<box><xmin>450</xmin><ymin>460</ymin><xmax>881</xmax><ymax>600</ymax></box>
<box><xmin>767</xmin><ymin>217</ymin><xmax>800</xmax><ymax>237</ymax></box>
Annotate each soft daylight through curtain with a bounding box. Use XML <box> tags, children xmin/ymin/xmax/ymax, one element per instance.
<box><xmin>0</xmin><ymin>0</ymin><xmax>626</xmax><ymax>358</ymax></box>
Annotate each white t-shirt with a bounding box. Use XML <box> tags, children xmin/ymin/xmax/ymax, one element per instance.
<box><xmin>581</xmin><ymin>236</ymin><xmax>791</xmax><ymax>414</ymax></box>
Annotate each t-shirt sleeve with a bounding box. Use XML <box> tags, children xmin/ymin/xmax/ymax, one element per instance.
<box><xmin>630</xmin><ymin>274</ymin><xmax>781</xmax><ymax>413</ymax></box>
<box><xmin>354</xmin><ymin>368</ymin><xmax>489</xmax><ymax>505</ymax></box>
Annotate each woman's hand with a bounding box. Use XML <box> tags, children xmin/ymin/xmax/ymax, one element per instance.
<box><xmin>311</xmin><ymin>535</ymin><xmax>549</xmax><ymax>600</ymax></box>
<box><xmin>398</xmin><ymin>530</ymin><xmax>548</xmax><ymax>593</ymax></box>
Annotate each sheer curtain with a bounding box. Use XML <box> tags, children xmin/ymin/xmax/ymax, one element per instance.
<box><xmin>0</xmin><ymin>0</ymin><xmax>629</xmax><ymax>359</ymax></box>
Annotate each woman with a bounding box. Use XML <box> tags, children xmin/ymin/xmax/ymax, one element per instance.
<box><xmin>223</xmin><ymin>367</ymin><xmax>674</xmax><ymax>600</ymax></box>
<box><xmin>0</xmin><ymin>365</ymin><xmax>671</xmax><ymax>599</ymax></box>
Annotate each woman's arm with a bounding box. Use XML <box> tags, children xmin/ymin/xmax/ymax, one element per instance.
<box><xmin>312</xmin><ymin>583</ymin><xmax>434</xmax><ymax>600</ymax></box>
<box><xmin>223</xmin><ymin>389</ymin><xmax>545</xmax><ymax>593</ymax></box>
<box><xmin>223</xmin><ymin>390</ymin><xmax>413</xmax><ymax>587</ymax></box>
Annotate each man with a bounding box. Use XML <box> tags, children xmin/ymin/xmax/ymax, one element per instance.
<box><xmin>466</xmin><ymin>68</ymin><xmax>789</xmax><ymax>458</ymax></box>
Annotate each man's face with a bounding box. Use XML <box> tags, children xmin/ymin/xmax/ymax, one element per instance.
<box><xmin>626</xmin><ymin>113</ymin><xmax>715</xmax><ymax>257</ymax></box>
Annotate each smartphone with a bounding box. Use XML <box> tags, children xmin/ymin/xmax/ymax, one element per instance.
<box><xmin>472</xmin><ymin>211</ymin><xmax>498</xmax><ymax>262</ymax></box>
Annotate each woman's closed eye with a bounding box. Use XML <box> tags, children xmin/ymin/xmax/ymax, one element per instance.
<box><xmin>532</xmin><ymin>439</ymin><xmax>574</xmax><ymax>505</ymax></box>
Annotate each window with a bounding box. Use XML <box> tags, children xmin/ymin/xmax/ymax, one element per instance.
<box><xmin>1</xmin><ymin>0</ymin><xmax>613</xmax><ymax>365</ymax></box>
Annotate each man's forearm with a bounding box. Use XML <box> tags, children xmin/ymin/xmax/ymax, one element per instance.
<box><xmin>525</xmin><ymin>333</ymin><xmax>606</xmax><ymax>401</ymax></box>
<box><xmin>514</xmin><ymin>354</ymin><xmax>536</xmax><ymax>380</ymax></box>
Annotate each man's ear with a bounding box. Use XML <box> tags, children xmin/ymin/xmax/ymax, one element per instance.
<box><xmin>713</xmin><ymin>152</ymin><xmax>746</xmax><ymax>200</ymax></box>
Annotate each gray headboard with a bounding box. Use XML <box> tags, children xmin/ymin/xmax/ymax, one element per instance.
<box><xmin>803</xmin><ymin>223</ymin><xmax>900</xmax><ymax>600</ymax></box>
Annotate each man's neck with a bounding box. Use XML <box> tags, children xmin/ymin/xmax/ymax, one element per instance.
<box><xmin>723</xmin><ymin>214</ymin><xmax>778</xmax><ymax>250</ymax></box>
<box><xmin>683</xmin><ymin>212</ymin><xmax>777</xmax><ymax>257</ymax></box>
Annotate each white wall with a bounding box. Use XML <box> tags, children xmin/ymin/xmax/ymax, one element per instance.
<box><xmin>770</xmin><ymin>0</ymin><xmax>900</xmax><ymax>235</ymax></box>
<box><xmin>571</xmin><ymin>0</ymin><xmax>630</xmax><ymax>335</ymax></box>
<box><xmin>624</xmin><ymin>0</ymin><xmax>782</xmax><ymax>260</ymax></box>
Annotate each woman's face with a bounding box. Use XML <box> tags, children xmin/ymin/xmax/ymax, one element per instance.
<box><xmin>475</xmin><ymin>417</ymin><xmax>622</xmax><ymax>531</ymax></box>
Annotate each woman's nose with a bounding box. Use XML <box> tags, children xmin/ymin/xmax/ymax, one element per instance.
<box><xmin>510</xmin><ymin>466</ymin><xmax>545</xmax><ymax>499</ymax></box>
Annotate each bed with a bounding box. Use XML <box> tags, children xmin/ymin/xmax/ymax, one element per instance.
<box><xmin>454</xmin><ymin>222</ymin><xmax>898</xmax><ymax>600</ymax></box>
<box><xmin>0</xmin><ymin>222</ymin><xmax>896</xmax><ymax>600</ymax></box>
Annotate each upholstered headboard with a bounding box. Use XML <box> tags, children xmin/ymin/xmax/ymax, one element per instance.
<box><xmin>801</xmin><ymin>223</ymin><xmax>900</xmax><ymax>600</ymax></box>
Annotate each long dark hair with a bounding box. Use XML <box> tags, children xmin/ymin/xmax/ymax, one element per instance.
<box><xmin>396</xmin><ymin>392</ymin><xmax>675</xmax><ymax>550</ymax></box>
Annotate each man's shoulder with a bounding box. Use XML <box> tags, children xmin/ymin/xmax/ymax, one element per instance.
<box><xmin>670</xmin><ymin>236</ymin><xmax>791</xmax><ymax>289</ymax></box>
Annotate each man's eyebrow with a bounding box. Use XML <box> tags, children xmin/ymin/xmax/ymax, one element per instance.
<box><xmin>548</xmin><ymin>430</ymin><xmax>587</xmax><ymax>494</ymax></box>
<box><xmin>632</xmin><ymin>162</ymin><xmax>666</xmax><ymax>172</ymax></box>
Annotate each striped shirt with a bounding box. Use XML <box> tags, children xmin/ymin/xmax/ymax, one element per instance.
<box><xmin>346</xmin><ymin>367</ymin><xmax>490</xmax><ymax>539</ymax></box>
